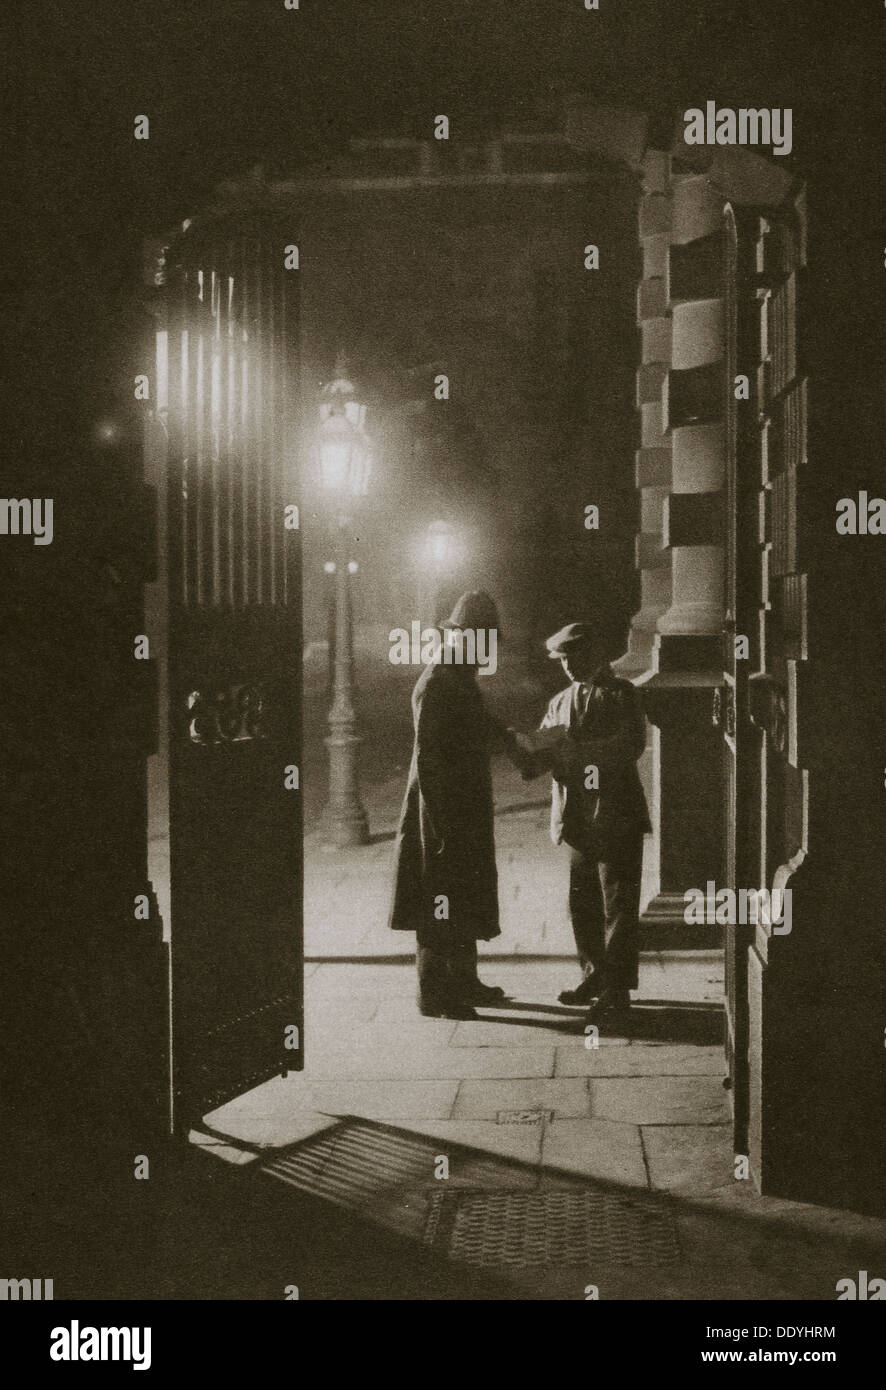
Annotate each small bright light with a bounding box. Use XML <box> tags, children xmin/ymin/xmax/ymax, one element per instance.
<box><xmin>316</xmin><ymin>360</ymin><xmax>373</xmax><ymax>499</ymax></box>
<box><xmin>94</xmin><ymin>418</ymin><xmax>120</xmax><ymax>446</ymax></box>
<box><xmin>424</xmin><ymin>519</ymin><xmax>455</xmax><ymax>568</ymax></box>
<box><xmin>324</xmin><ymin>561</ymin><xmax>336</xmax><ymax>574</ymax></box>
<box><xmin>348</xmin><ymin>561</ymin><xmax>359</xmax><ymax>573</ymax></box>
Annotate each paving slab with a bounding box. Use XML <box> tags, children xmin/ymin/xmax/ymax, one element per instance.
<box><xmin>203</xmin><ymin>1082</ymin><xmax>341</xmax><ymax>1150</ymax></box>
<box><xmin>541</xmin><ymin>1118</ymin><xmax>647</xmax><ymax>1188</ymax></box>
<box><xmin>305</xmin><ymin>780</ymin><xmax>658</xmax><ymax>959</ymax></box>
<box><xmin>395</xmin><ymin>1117</ymin><xmax>543</xmax><ymax>1173</ymax></box>
<box><xmin>452</xmin><ymin>1076</ymin><xmax>590</xmax><ymax>1120</ymax></box>
<box><xmin>673</xmin><ymin>1207</ymin><xmax>852</xmax><ymax>1300</ymax></box>
<box><xmin>191</xmin><ymin>957</ymin><xmax>886</xmax><ymax>1302</ymax></box>
<box><xmin>307</xmin><ymin>965</ymin><xmax>414</xmax><ymax>999</ymax></box>
<box><xmin>305</xmin><ymin>1019</ymin><xmax>460</xmax><ymax>1054</ymax></box>
<box><xmin>641</xmin><ymin>1123</ymin><xmax>734</xmax><ymax>1193</ymax></box>
<box><xmin>302</xmin><ymin>1078</ymin><xmax>460</xmax><ymax>1120</ymax></box>
<box><xmin>304</xmin><ymin>998</ymin><xmax>380</xmax><ymax>1029</ymax></box>
<box><xmin>370</xmin><ymin>998</ymin><xmax>458</xmax><ymax>1027</ymax></box>
<box><xmin>556</xmin><ymin>1044</ymin><xmax>725</xmax><ymax>1078</ymax></box>
<box><xmin>451</xmin><ymin>1017</ymin><xmax>584</xmax><ymax>1047</ymax></box>
<box><xmin>588</xmin><ymin>1074</ymin><xmax>730</xmax><ymax>1126</ymax></box>
<box><xmin>302</xmin><ymin>1046</ymin><xmax>556</xmax><ymax>1081</ymax></box>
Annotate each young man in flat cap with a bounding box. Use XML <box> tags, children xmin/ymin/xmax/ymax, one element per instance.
<box><xmin>389</xmin><ymin>590</ymin><xmax>524</xmax><ymax>1019</ymax></box>
<box><xmin>527</xmin><ymin>623</ymin><xmax>651</xmax><ymax>1023</ymax></box>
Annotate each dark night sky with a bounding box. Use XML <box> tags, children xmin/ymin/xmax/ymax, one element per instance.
<box><xmin>5</xmin><ymin>0</ymin><xmax>881</xmax><ymax>457</ymax></box>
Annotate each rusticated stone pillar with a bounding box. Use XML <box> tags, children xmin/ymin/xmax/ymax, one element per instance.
<box><xmin>637</xmin><ymin>169</ymin><xmax>727</xmax><ymax>936</ymax></box>
<box><xmin>614</xmin><ymin>149</ymin><xmax>672</xmax><ymax>678</ymax></box>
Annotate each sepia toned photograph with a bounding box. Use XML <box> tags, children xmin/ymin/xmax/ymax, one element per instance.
<box><xmin>3</xmin><ymin>0</ymin><xmax>885</xmax><ymax>1350</ymax></box>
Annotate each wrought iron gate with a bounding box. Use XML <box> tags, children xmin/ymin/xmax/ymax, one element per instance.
<box><xmin>156</xmin><ymin>212</ymin><xmax>303</xmax><ymax>1129</ymax></box>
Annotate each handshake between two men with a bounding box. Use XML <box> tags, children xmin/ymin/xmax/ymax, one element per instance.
<box><xmin>389</xmin><ymin>596</ymin><xmax>651</xmax><ymax>1025</ymax></box>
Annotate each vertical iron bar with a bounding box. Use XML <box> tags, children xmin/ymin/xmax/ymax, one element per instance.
<box><xmin>239</xmin><ymin>236</ymin><xmax>251</xmax><ymax>607</ymax></box>
<box><xmin>184</xmin><ymin>267</ymin><xmax>201</xmax><ymax>607</ymax></box>
<box><xmin>168</xmin><ymin>259</ymin><xmax>188</xmax><ymax>611</ymax></box>
<box><xmin>226</xmin><ymin>263</ymin><xmax>236</xmax><ymax>609</ymax></box>
<box><xmin>210</xmin><ymin>261</ymin><xmax>222</xmax><ymax>607</ymax></box>
<box><xmin>254</xmin><ymin>240</ymin><xmax>265</xmax><ymax>606</ymax></box>
<box><xmin>267</xmin><ymin>234</ymin><xmax>277</xmax><ymax>607</ymax></box>
<box><xmin>195</xmin><ymin>264</ymin><xmax>207</xmax><ymax>607</ymax></box>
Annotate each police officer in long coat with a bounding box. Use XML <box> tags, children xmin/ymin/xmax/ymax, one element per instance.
<box><xmin>389</xmin><ymin>591</ymin><xmax>518</xmax><ymax>1019</ymax></box>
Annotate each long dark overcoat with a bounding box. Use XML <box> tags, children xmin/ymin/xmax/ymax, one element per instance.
<box><xmin>389</xmin><ymin>661</ymin><xmax>501</xmax><ymax>942</ymax></box>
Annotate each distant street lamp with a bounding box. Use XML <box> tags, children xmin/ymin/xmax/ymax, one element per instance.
<box><xmin>427</xmin><ymin>518</ymin><xmax>454</xmax><ymax>568</ymax></box>
<box><xmin>323</xmin><ymin>561</ymin><xmax>336</xmax><ymax>700</ymax></box>
<box><xmin>317</xmin><ymin>357</ymin><xmax>372</xmax><ymax>847</ymax></box>
<box><xmin>420</xmin><ymin>518</ymin><xmax>456</xmax><ymax>627</ymax></box>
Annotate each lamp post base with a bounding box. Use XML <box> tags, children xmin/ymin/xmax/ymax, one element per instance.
<box><xmin>321</xmin><ymin>805</ymin><xmax>371</xmax><ymax>848</ymax></box>
<box><xmin>322</xmin><ymin>730</ymin><xmax>370</xmax><ymax>847</ymax></box>
<box><xmin>321</xmin><ymin>806</ymin><xmax>369</xmax><ymax>845</ymax></box>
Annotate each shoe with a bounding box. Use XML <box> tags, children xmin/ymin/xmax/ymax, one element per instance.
<box><xmin>584</xmin><ymin>988</ymin><xmax>631</xmax><ymax>1025</ymax></box>
<box><xmin>467</xmin><ymin>980</ymin><xmax>507</xmax><ymax>1004</ymax></box>
<box><xmin>558</xmin><ymin>976</ymin><xmax>598</xmax><ymax>1006</ymax></box>
<box><xmin>418</xmin><ymin>998</ymin><xmax>478</xmax><ymax>1021</ymax></box>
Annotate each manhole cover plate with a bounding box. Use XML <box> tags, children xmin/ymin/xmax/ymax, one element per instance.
<box><xmin>496</xmin><ymin>1108</ymin><xmax>551</xmax><ymax>1125</ymax></box>
<box><xmin>423</xmin><ymin>1189</ymin><xmax>680</xmax><ymax>1268</ymax></box>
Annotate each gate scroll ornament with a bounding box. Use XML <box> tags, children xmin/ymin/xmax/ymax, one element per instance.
<box><xmin>187</xmin><ymin>683</ymin><xmax>269</xmax><ymax>746</ymax></box>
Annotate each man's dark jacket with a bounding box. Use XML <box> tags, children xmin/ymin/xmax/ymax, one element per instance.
<box><xmin>389</xmin><ymin>661</ymin><xmax>501</xmax><ymax>941</ymax></box>
<box><xmin>540</xmin><ymin>664</ymin><xmax>652</xmax><ymax>853</ymax></box>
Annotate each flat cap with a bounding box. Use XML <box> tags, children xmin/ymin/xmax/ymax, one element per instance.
<box><xmin>545</xmin><ymin>621</ymin><xmax>595</xmax><ymax>659</ymax></box>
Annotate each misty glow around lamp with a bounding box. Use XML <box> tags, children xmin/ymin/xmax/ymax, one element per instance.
<box><xmin>316</xmin><ymin>357</ymin><xmax>373</xmax><ymax>502</ymax></box>
<box><xmin>425</xmin><ymin>518</ymin><xmax>455</xmax><ymax>568</ymax></box>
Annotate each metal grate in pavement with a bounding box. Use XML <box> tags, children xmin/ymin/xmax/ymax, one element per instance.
<box><xmin>423</xmin><ymin>1189</ymin><xmax>681</xmax><ymax>1268</ymax></box>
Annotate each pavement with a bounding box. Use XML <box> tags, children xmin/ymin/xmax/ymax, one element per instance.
<box><xmin>305</xmin><ymin>798</ymin><xmax>661</xmax><ymax>959</ymax></box>
<box><xmin>304</xmin><ymin>704</ymin><xmax>659</xmax><ymax>959</ymax></box>
<box><xmin>303</xmin><ymin>644</ymin><xmax>661</xmax><ymax>959</ymax></box>
<box><xmin>196</xmin><ymin>956</ymin><xmax>886</xmax><ymax>1300</ymax></box>
<box><xmin>259</xmin><ymin>652</ymin><xmax>886</xmax><ymax>1298</ymax></box>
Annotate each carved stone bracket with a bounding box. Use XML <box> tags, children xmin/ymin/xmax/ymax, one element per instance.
<box><xmin>748</xmin><ymin>672</ymin><xmax>787</xmax><ymax>753</ymax></box>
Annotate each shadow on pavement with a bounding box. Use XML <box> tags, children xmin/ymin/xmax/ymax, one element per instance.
<box><xmin>186</xmin><ymin>1112</ymin><xmax>886</xmax><ymax>1300</ymax></box>
<box><xmin>476</xmin><ymin>1000</ymin><xmax>723</xmax><ymax>1045</ymax></box>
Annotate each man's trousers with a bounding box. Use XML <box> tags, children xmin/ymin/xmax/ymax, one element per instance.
<box><xmin>566</xmin><ymin>834</ymin><xmax>644</xmax><ymax>993</ymax></box>
<box><xmin>415</xmin><ymin>931</ymin><xmax>479</xmax><ymax>1005</ymax></box>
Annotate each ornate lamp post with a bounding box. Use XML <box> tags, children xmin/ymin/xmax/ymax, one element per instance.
<box><xmin>421</xmin><ymin>518</ymin><xmax>455</xmax><ymax>626</ymax></box>
<box><xmin>317</xmin><ymin>357</ymin><xmax>372</xmax><ymax>847</ymax></box>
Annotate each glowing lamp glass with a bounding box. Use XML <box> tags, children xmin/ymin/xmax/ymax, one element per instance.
<box><xmin>318</xmin><ymin>408</ymin><xmax>372</xmax><ymax>498</ymax></box>
<box><xmin>425</xmin><ymin>520</ymin><xmax>454</xmax><ymax>568</ymax></box>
